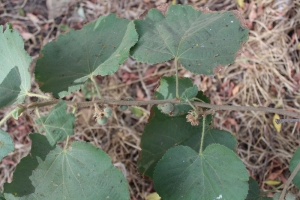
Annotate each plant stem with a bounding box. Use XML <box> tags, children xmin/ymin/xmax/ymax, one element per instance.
<box><xmin>0</xmin><ymin>109</ymin><xmax>15</xmax><ymax>126</ymax></box>
<box><xmin>35</xmin><ymin>107</ymin><xmax>41</xmax><ymax>118</ymax></box>
<box><xmin>276</xmin><ymin>118</ymin><xmax>300</xmax><ymax>124</ymax></box>
<box><xmin>199</xmin><ymin>116</ymin><xmax>206</xmax><ymax>155</ymax></box>
<box><xmin>27</xmin><ymin>92</ymin><xmax>51</xmax><ymax>100</ymax></box>
<box><xmin>187</xmin><ymin>99</ymin><xmax>197</xmax><ymax>110</ymax></box>
<box><xmin>279</xmin><ymin>162</ymin><xmax>300</xmax><ymax>200</ymax></box>
<box><xmin>90</xmin><ymin>75</ymin><xmax>102</xmax><ymax>99</ymax></box>
<box><xmin>17</xmin><ymin>99</ymin><xmax>300</xmax><ymax>119</ymax></box>
<box><xmin>174</xmin><ymin>58</ymin><xmax>179</xmax><ymax>99</ymax></box>
<box><xmin>63</xmin><ymin>136</ymin><xmax>70</xmax><ymax>152</ymax></box>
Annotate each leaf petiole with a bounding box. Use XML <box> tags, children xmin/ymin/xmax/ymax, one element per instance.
<box><xmin>199</xmin><ymin>115</ymin><xmax>206</xmax><ymax>155</ymax></box>
<box><xmin>90</xmin><ymin>75</ymin><xmax>102</xmax><ymax>99</ymax></box>
<box><xmin>174</xmin><ymin>58</ymin><xmax>179</xmax><ymax>99</ymax></box>
<box><xmin>26</xmin><ymin>92</ymin><xmax>51</xmax><ymax>100</ymax></box>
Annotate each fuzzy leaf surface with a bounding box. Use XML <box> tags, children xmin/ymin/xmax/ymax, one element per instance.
<box><xmin>4</xmin><ymin>134</ymin><xmax>129</xmax><ymax>200</ymax></box>
<box><xmin>0</xmin><ymin>25</ymin><xmax>31</xmax><ymax>108</ymax></box>
<box><xmin>0</xmin><ymin>130</ymin><xmax>14</xmax><ymax>161</ymax></box>
<box><xmin>153</xmin><ymin>145</ymin><xmax>248</xmax><ymax>200</ymax></box>
<box><xmin>131</xmin><ymin>4</ymin><xmax>248</xmax><ymax>75</ymax></box>
<box><xmin>290</xmin><ymin>148</ymin><xmax>300</xmax><ymax>189</ymax></box>
<box><xmin>35</xmin><ymin>14</ymin><xmax>138</xmax><ymax>98</ymax></box>
<box><xmin>35</xmin><ymin>101</ymin><xmax>75</xmax><ymax>145</ymax></box>
<box><xmin>138</xmin><ymin>106</ymin><xmax>236</xmax><ymax>178</ymax></box>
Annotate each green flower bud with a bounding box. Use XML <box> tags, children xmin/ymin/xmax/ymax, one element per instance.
<box><xmin>97</xmin><ymin>116</ymin><xmax>108</xmax><ymax>125</ymax></box>
<box><xmin>119</xmin><ymin>105</ymin><xmax>128</xmax><ymax>111</ymax></box>
<box><xmin>103</xmin><ymin>107</ymin><xmax>112</xmax><ymax>117</ymax></box>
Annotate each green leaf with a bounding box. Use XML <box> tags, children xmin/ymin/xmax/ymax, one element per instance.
<box><xmin>131</xmin><ymin>4</ymin><xmax>248</xmax><ymax>75</ymax></box>
<box><xmin>289</xmin><ymin>148</ymin><xmax>300</xmax><ymax>189</ymax></box>
<box><xmin>131</xmin><ymin>106</ymin><xmax>144</xmax><ymax>118</ymax></box>
<box><xmin>246</xmin><ymin>177</ymin><xmax>272</xmax><ymax>200</ymax></box>
<box><xmin>0</xmin><ymin>130</ymin><xmax>14</xmax><ymax>161</ymax></box>
<box><xmin>4</xmin><ymin>134</ymin><xmax>129</xmax><ymax>200</ymax></box>
<box><xmin>0</xmin><ymin>67</ymin><xmax>21</xmax><ymax>109</ymax></box>
<box><xmin>11</xmin><ymin>106</ymin><xmax>25</xmax><ymax>120</ymax></box>
<box><xmin>0</xmin><ymin>24</ymin><xmax>31</xmax><ymax>108</ymax></box>
<box><xmin>153</xmin><ymin>145</ymin><xmax>249</xmax><ymax>200</ymax></box>
<box><xmin>35</xmin><ymin>14</ymin><xmax>138</xmax><ymax>98</ymax></box>
<box><xmin>155</xmin><ymin>76</ymin><xmax>197</xmax><ymax>116</ymax></box>
<box><xmin>4</xmin><ymin>134</ymin><xmax>54</xmax><ymax>199</ymax></box>
<box><xmin>180</xmin><ymin>85</ymin><xmax>198</xmax><ymax>102</ymax></box>
<box><xmin>138</xmin><ymin>106</ymin><xmax>236</xmax><ymax>178</ymax></box>
<box><xmin>194</xmin><ymin>90</ymin><xmax>210</xmax><ymax>103</ymax></box>
<box><xmin>35</xmin><ymin>101</ymin><xmax>75</xmax><ymax>146</ymax></box>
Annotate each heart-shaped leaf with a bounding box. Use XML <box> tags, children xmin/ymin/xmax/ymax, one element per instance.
<box><xmin>35</xmin><ymin>101</ymin><xmax>75</xmax><ymax>146</ymax></box>
<box><xmin>153</xmin><ymin>145</ymin><xmax>248</xmax><ymax>200</ymax></box>
<box><xmin>138</xmin><ymin>106</ymin><xmax>236</xmax><ymax>179</ymax></box>
<box><xmin>4</xmin><ymin>134</ymin><xmax>129</xmax><ymax>200</ymax></box>
<box><xmin>0</xmin><ymin>24</ymin><xmax>31</xmax><ymax>108</ymax></box>
<box><xmin>131</xmin><ymin>4</ymin><xmax>248</xmax><ymax>75</ymax></box>
<box><xmin>35</xmin><ymin>14</ymin><xmax>138</xmax><ymax>98</ymax></box>
<box><xmin>0</xmin><ymin>130</ymin><xmax>14</xmax><ymax>161</ymax></box>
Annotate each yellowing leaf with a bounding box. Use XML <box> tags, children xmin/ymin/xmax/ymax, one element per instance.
<box><xmin>273</xmin><ymin>114</ymin><xmax>282</xmax><ymax>133</ymax></box>
<box><xmin>131</xmin><ymin>106</ymin><xmax>144</xmax><ymax>118</ymax></box>
<box><xmin>264</xmin><ymin>180</ymin><xmax>281</xmax><ymax>186</ymax></box>
<box><xmin>146</xmin><ymin>192</ymin><xmax>161</xmax><ymax>200</ymax></box>
<box><xmin>237</xmin><ymin>0</ymin><xmax>244</xmax><ymax>8</ymax></box>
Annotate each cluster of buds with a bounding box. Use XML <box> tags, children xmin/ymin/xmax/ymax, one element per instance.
<box><xmin>186</xmin><ymin>110</ymin><xmax>201</xmax><ymax>126</ymax></box>
<box><xmin>94</xmin><ymin>103</ymin><xmax>112</xmax><ymax>125</ymax></box>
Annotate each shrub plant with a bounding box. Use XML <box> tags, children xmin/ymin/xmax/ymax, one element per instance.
<box><xmin>0</xmin><ymin>4</ymin><xmax>300</xmax><ymax>200</ymax></box>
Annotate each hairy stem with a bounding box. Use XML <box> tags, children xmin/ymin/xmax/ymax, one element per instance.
<box><xmin>279</xmin><ymin>162</ymin><xmax>300</xmax><ymax>200</ymax></box>
<box><xmin>187</xmin><ymin>99</ymin><xmax>197</xmax><ymax>110</ymax></box>
<box><xmin>90</xmin><ymin>75</ymin><xmax>102</xmax><ymax>99</ymax></box>
<box><xmin>199</xmin><ymin>116</ymin><xmax>206</xmax><ymax>155</ymax></box>
<box><xmin>175</xmin><ymin>58</ymin><xmax>179</xmax><ymax>99</ymax></box>
<box><xmin>17</xmin><ymin>99</ymin><xmax>300</xmax><ymax>119</ymax></box>
<box><xmin>27</xmin><ymin>92</ymin><xmax>51</xmax><ymax>100</ymax></box>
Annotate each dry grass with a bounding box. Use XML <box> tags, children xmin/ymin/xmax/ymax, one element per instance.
<box><xmin>0</xmin><ymin>0</ymin><xmax>300</xmax><ymax>199</ymax></box>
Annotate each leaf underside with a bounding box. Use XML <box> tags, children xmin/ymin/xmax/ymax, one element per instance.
<box><xmin>0</xmin><ymin>24</ymin><xmax>31</xmax><ymax>108</ymax></box>
<box><xmin>138</xmin><ymin>106</ymin><xmax>236</xmax><ymax>179</ymax></box>
<box><xmin>4</xmin><ymin>134</ymin><xmax>129</xmax><ymax>200</ymax></box>
<box><xmin>131</xmin><ymin>4</ymin><xmax>249</xmax><ymax>75</ymax></box>
<box><xmin>153</xmin><ymin>145</ymin><xmax>249</xmax><ymax>200</ymax></box>
<box><xmin>35</xmin><ymin>14</ymin><xmax>138</xmax><ymax>98</ymax></box>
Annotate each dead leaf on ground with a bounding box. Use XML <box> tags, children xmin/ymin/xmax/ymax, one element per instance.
<box><xmin>46</xmin><ymin>0</ymin><xmax>72</xmax><ymax>19</ymax></box>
